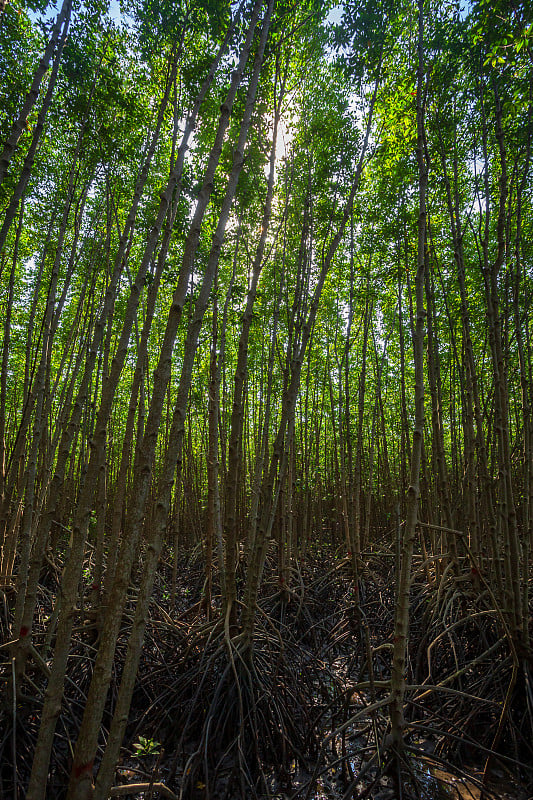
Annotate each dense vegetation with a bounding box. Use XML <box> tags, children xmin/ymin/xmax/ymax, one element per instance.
<box><xmin>0</xmin><ymin>0</ymin><xmax>532</xmax><ymax>797</ymax></box>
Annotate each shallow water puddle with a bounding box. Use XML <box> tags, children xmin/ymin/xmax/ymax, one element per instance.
<box><xmin>413</xmin><ymin>758</ymin><xmax>527</xmax><ymax>800</ymax></box>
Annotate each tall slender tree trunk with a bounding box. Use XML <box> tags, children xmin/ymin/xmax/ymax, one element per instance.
<box><xmin>353</xmin><ymin>290</ymin><xmax>372</xmax><ymax>577</ymax></box>
<box><xmin>0</xmin><ymin>0</ymin><xmax>72</xmax><ymax>189</ymax></box>
<box><xmin>389</xmin><ymin>0</ymin><xmax>427</xmax><ymax>751</ymax></box>
<box><xmin>425</xmin><ymin>261</ymin><xmax>456</xmax><ymax>564</ymax></box>
<box><xmin>478</xmin><ymin>78</ymin><xmax>522</xmax><ymax>649</ymax></box>
<box><xmin>223</xmin><ymin>67</ymin><xmax>285</xmax><ymax>623</ymax></box>
<box><xmin>0</xmin><ymin>1</ymin><xmax>71</xmax><ymax>253</ymax></box>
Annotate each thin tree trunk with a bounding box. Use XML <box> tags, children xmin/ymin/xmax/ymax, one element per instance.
<box><xmin>0</xmin><ymin>199</ymin><xmax>23</xmax><ymax>563</ymax></box>
<box><xmin>425</xmin><ymin>260</ymin><xmax>456</xmax><ymax>563</ymax></box>
<box><xmin>354</xmin><ymin>291</ymin><xmax>372</xmax><ymax>574</ymax></box>
<box><xmin>223</xmin><ymin>67</ymin><xmax>285</xmax><ymax>623</ymax></box>
<box><xmin>479</xmin><ymin>77</ymin><xmax>522</xmax><ymax>648</ymax></box>
<box><xmin>389</xmin><ymin>0</ymin><xmax>427</xmax><ymax>750</ymax></box>
<box><xmin>206</xmin><ymin>254</ymin><xmax>237</xmax><ymax>613</ymax></box>
<box><xmin>0</xmin><ymin>2</ymin><xmax>71</xmax><ymax>253</ymax></box>
<box><xmin>0</xmin><ymin>0</ymin><xmax>72</xmax><ymax>189</ymax></box>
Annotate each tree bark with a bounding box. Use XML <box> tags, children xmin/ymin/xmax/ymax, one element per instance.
<box><xmin>389</xmin><ymin>0</ymin><xmax>427</xmax><ymax>750</ymax></box>
<box><xmin>0</xmin><ymin>0</ymin><xmax>72</xmax><ymax>189</ymax></box>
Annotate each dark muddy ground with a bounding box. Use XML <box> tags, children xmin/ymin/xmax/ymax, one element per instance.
<box><xmin>1</xmin><ymin>543</ymin><xmax>532</xmax><ymax>799</ymax></box>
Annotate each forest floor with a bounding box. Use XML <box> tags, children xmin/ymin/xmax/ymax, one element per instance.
<box><xmin>2</xmin><ymin>539</ymin><xmax>533</xmax><ymax>799</ymax></box>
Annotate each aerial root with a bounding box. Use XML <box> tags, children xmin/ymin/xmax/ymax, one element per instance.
<box><xmin>162</xmin><ymin>615</ymin><xmax>318</xmax><ymax>799</ymax></box>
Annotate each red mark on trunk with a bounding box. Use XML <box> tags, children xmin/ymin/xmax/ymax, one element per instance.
<box><xmin>73</xmin><ymin>760</ymin><xmax>94</xmax><ymax>779</ymax></box>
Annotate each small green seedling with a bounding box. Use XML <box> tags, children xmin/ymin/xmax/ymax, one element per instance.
<box><xmin>132</xmin><ymin>736</ymin><xmax>161</xmax><ymax>757</ymax></box>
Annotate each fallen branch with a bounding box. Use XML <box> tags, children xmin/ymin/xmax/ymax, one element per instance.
<box><xmin>108</xmin><ymin>782</ymin><xmax>178</xmax><ymax>799</ymax></box>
